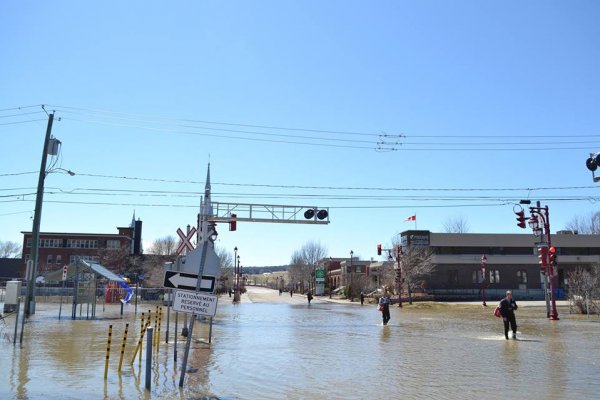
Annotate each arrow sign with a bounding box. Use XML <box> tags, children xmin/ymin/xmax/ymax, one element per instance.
<box><xmin>163</xmin><ymin>271</ymin><xmax>215</xmax><ymax>292</ymax></box>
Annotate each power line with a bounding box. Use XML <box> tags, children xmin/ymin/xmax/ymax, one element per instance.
<box><xmin>3</xmin><ymin>171</ymin><xmax>600</xmax><ymax>192</ymax></box>
<box><xmin>47</xmin><ymin>104</ymin><xmax>385</xmax><ymax>137</ymax></box>
<box><xmin>0</xmin><ymin>105</ymin><xmax>42</xmax><ymax>112</ymax></box>
<box><xmin>0</xmin><ymin>119</ymin><xmax>47</xmax><ymax>127</ymax></box>
<box><xmin>59</xmin><ymin>116</ymin><xmax>376</xmax><ymax>150</ymax></box>
<box><xmin>0</xmin><ymin>111</ymin><xmax>46</xmax><ymax>119</ymax></box>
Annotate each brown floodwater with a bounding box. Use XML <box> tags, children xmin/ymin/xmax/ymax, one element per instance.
<box><xmin>1</xmin><ymin>287</ymin><xmax>599</xmax><ymax>399</ymax></box>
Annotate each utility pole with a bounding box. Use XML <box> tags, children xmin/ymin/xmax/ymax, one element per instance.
<box><xmin>25</xmin><ymin>112</ymin><xmax>54</xmax><ymax>317</ymax></box>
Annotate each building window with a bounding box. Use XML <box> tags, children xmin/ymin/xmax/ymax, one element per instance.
<box><xmin>489</xmin><ymin>270</ymin><xmax>500</xmax><ymax>284</ymax></box>
<box><xmin>40</xmin><ymin>239</ymin><xmax>62</xmax><ymax>248</ymax></box>
<box><xmin>355</xmin><ymin>265</ymin><xmax>362</xmax><ymax>273</ymax></box>
<box><xmin>517</xmin><ymin>270</ymin><xmax>528</xmax><ymax>284</ymax></box>
<box><xmin>56</xmin><ymin>255</ymin><xmax>62</xmax><ymax>265</ymax></box>
<box><xmin>47</xmin><ymin>255</ymin><xmax>53</xmax><ymax>264</ymax></box>
<box><xmin>67</xmin><ymin>239</ymin><xmax>99</xmax><ymax>249</ymax></box>
<box><xmin>26</xmin><ymin>239</ymin><xmax>32</xmax><ymax>248</ymax></box>
<box><xmin>472</xmin><ymin>270</ymin><xmax>484</xmax><ymax>284</ymax></box>
<box><xmin>448</xmin><ymin>270</ymin><xmax>459</xmax><ymax>285</ymax></box>
<box><xmin>107</xmin><ymin>240</ymin><xmax>121</xmax><ymax>250</ymax></box>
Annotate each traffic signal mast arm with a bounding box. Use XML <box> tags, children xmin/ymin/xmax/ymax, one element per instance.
<box><xmin>208</xmin><ymin>202</ymin><xmax>330</xmax><ymax>225</ymax></box>
<box><xmin>376</xmin><ymin>244</ymin><xmax>402</xmax><ymax>260</ymax></box>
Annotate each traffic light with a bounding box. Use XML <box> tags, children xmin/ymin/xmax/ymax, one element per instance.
<box><xmin>586</xmin><ymin>153</ymin><xmax>600</xmax><ymax>171</ymax></box>
<box><xmin>515</xmin><ymin>210</ymin><xmax>526</xmax><ymax>229</ymax></box>
<box><xmin>377</xmin><ymin>244</ymin><xmax>382</xmax><ymax>255</ymax></box>
<box><xmin>548</xmin><ymin>246</ymin><xmax>557</xmax><ymax>265</ymax></box>
<box><xmin>229</xmin><ymin>213</ymin><xmax>237</xmax><ymax>231</ymax></box>
<box><xmin>537</xmin><ymin>246</ymin><xmax>548</xmax><ymax>273</ymax></box>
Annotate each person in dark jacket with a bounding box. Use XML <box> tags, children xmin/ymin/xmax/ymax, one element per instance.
<box><xmin>378</xmin><ymin>292</ymin><xmax>391</xmax><ymax>325</ymax></box>
<box><xmin>499</xmin><ymin>290</ymin><xmax>518</xmax><ymax>339</ymax></box>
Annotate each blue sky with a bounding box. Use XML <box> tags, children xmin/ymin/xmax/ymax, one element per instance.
<box><xmin>2</xmin><ymin>1</ymin><xmax>600</xmax><ymax>266</ymax></box>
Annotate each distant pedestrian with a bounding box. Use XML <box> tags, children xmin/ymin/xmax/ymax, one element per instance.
<box><xmin>499</xmin><ymin>290</ymin><xmax>518</xmax><ymax>339</ymax></box>
<box><xmin>279</xmin><ymin>288</ymin><xmax>282</xmax><ymax>296</ymax></box>
<box><xmin>228</xmin><ymin>288</ymin><xmax>232</xmax><ymax>297</ymax></box>
<box><xmin>307</xmin><ymin>291</ymin><xmax>313</xmax><ymax>305</ymax></box>
<box><xmin>290</xmin><ymin>289</ymin><xmax>293</xmax><ymax>297</ymax></box>
<box><xmin>360</xmin><ymin>292</ymin><xmax>365</xmax><ymax>305</ymax></box>
<box><xmin>378</xmin><ymin>292</ymin><xmax>391</xmax><ymax>325</ymax></box>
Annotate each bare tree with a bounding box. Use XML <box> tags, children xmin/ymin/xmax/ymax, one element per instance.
<box><xmin>299</xmin><ymin>240</ymin><xmax>328</xmax><ymax>266</ymax></box>
<box><xmin>391</xmin><ymin>236</ymin><xmax>435</xmax><ymax>304</ymax></box>
<box><xmin>288</xmin><ymin>241</ymin><xmax>328</xmax><ymax>293</ymax></box>
<box><xmin>0</xmin><ymin>240</ymin><xmax>22</xmax><ymax>258</ymax></box>
<box><xmin>401</xmin><ymin>246</ymin><xmax>435</xmax><ymax>303</ymax></box>
<box><xmin>442</xmin><ymin>216</ymin><xmax>470</xmax><ymax>233</ymax></box>
<box><xmin>567</xmin><ymin>266</ymin><xmax>600</xmax><ymax>314</ymax></box>
<box><xmin>147</xmin><ymin>235</ymin><xmax>178</xmax><ymax>255</ymax></box>
<box><xmin>215</xmin><ymin>246</ymin><xmax>234</xmax><ymax>293</ymax></box>
<box><xmin>565</xmin><ymin>211</ymin><xmax>600</xmax><ymax>234</ymax></box>
<box><xmin>288</xmin><ymin>250</ymin><xmax>311</xmax><ymax>291</ymax></box>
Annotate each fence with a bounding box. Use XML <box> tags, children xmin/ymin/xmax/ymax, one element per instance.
<box><xmin>0</xmin><ymin>283</ymin><xmax>172</xmax><ymax>306</ymax></box>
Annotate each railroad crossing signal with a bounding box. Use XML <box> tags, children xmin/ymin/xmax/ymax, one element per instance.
<box><xmin>176</xmin><ymin>227</ymin><xmax>197</xmax><ymax>255</ymax></box>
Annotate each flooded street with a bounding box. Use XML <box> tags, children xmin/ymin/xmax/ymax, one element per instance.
<box><xmin>1</xmin><ymin>287</ymin><xmax>599</xmax><ymax>399</ymax></box>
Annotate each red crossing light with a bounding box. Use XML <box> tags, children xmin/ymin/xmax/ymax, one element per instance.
<box><xmin>515</xmin><ymin>210</ymin><xmax>526</xmax><ymax>229</ymax></box>
<box><xmin>548</xmin><ymin>246</ymin><xmax>557</xmax><ymax>265</ymax></box>
<box><xmin>229</xmin><ymin>213</ymin><xmax>237</xmax><ymax>231</ymax></box>
<box><xmin>377</xmin><ymin>244</ymin><xmax>382</xmax><ymax>256</ymax></box>
<box><xmin>537</xmin><ymin>246</ymin><xmax>548</xmax><ymax>273</ymax></box>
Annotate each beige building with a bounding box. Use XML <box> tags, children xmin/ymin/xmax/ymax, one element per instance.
<box><xmin>323</xmin><ymin>230</ymin><xmax>600</xmax><ymax>301</ymax></box>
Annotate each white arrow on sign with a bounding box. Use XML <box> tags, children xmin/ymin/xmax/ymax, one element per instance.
<box><xmin>163</xmin><ymin>271</ymin><xmax>215</xmax><ymax>292</ymax></box>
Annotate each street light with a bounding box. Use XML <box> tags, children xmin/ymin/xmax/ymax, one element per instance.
<box><xmin>522</xmin><ymin>202</ymin><xmax>559</xmax><ymax>320</ymax></box>
<box><xmin>349</xmin><ymin>250</ymin><xmax>354</xmax><ymax>301</ymax></box>
<box><xmin>481</xmin><ymin>255</ymin><xmax>487</xmax><ymax>307</ymax></box>
<box><xmin>328</xmin><ymin>256</ymin><xmax>333</xmax><ymax>299</ymax></box>
<box><xmin>395</xmin><ymin>245</ymin><xmax>403</xmax><ymax>308</ymax></box>
<box><xmin>233</xmin><ymin>247</ymin><xmax>240</xmax><ymax>302</ymax></box>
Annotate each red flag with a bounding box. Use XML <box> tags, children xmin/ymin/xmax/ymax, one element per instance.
<box><xmin>405</xmin><ymin>215</ymin><xmax>416</xmax><ymax>221</ymax></box>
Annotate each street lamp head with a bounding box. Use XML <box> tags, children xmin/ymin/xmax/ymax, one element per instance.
<box><xmin>528</xmin><ymin>215</ymin><xmax>539</xmax><ymax>230</ymax></box>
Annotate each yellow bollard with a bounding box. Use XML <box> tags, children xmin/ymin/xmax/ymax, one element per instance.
<box><xmin>141</xmin><ymin>310</ymin><xmax>151</xmax><ymax>364</ymax></box>
<box><xmin>117</xmin><ymin>323</ymin><xmax>129</xmax><ymax>372</ymax></box>
<box><xmin>152</xmin><ymin>306</ymin><xmax>159</xmax><ymax>347</ymax></box>
<box><xmin>156</xmin><ymin>307</ymin><xmax>163</xmax><ymax>353</ymax></box>
<box><xmin>130</xmin><ymin>319</ymin><xmax>151</xmax><ymax>365</ymax></box>
<box><xmin>104</xmin><ymin>325</ymin><xmax>113</xmax><ymax>380</ymax></box>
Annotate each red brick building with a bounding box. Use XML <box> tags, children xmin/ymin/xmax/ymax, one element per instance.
<box><xmin>20</xmin><ymin>219</ymin><xmax>142</xmax><ymax>279</ymax></box>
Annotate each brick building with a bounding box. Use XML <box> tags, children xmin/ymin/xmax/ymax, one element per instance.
<box><xmin>20</xmin><ymin>219</ymin><xmax>143</xmax><ymax>280</ymax></box>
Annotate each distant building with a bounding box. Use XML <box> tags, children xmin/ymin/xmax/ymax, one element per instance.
<box><xmin>403</xmin><ymin>230</ymin><xmax>600</xmax><ymax>300</ymax></box>
<box><xmin>20</xmin><ymin>218</ymin><xmax>143</xmax><ymax>279</ymax></box>
<box><xmin>322</xmin><ymin>230</ymin><xmax>600</xmax><ymax>301</ymax></box>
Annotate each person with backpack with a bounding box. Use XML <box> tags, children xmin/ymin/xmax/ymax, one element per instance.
<box><xmin>378</xmin><ymin>291</ymin><xmax>391</xmax><ymax>325</ymax></box>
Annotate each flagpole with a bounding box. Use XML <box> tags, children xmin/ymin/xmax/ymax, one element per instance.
<box><xmin>414</xmin><ymin>214</ymin><xmax>417</xmax><ymax>230</ymax></box>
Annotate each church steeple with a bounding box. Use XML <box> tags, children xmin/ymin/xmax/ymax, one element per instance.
<box><xmin>202</xmin><ymin>163</ymin><xmax>213</xmax><ymax>217</ymax></box>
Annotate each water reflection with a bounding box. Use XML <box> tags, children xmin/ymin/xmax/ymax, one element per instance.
<box><xmin>1</xmin><ymin>289</ymin><xmax>600</xmax><ymax>399</ymax></box>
